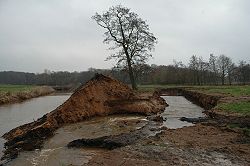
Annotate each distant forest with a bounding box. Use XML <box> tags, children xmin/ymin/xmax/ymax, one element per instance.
<box><xmin>1</xmin><ymin>54</ymin><xmax>250</xmax><ymax>86</ymax></box>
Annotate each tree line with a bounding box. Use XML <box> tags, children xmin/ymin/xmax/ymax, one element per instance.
<box><xmin>0</xmin><ymin>54</ymin><xmax>249</xmax><ymax>86</ymax></box>
<box><xmin>139</xmin><ymin>54</ymin><xmax>250</xmax><ymax>85</ymax></box>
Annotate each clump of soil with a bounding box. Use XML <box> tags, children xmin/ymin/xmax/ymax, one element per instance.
<box><xmin>1</xmin><ymin>74</ymin><xmax>167</xmax><ymax>161</ymax></box>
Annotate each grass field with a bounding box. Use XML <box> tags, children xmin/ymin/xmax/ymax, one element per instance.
<box><xmin>216</xmin><ymin>102</ymin><xmax>250</xmax><ymax>115</ymax></box>
<box><xmin>139</xmin><ymin>85</ymin><xmax>250</xmax><ymax>96</ymax></box>
<box><xmin>186</xmin><ymin>86</ymin><xmax>250</xmax><ymax>97</ymax></box>
<box><xmin>0</xmin><ymin>84</ymin><xmax>36</xmax><ymax>94</ymax></box>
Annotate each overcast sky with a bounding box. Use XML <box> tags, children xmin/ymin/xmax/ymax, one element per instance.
<box><xmin>0</xmin><ymin>0</ymin><xmax>249</xmax><ymax>73</ymax></box>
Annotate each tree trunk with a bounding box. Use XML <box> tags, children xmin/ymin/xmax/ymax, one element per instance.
<box><xmin>228</xmin><ymin>74</ymin><xmax>232</xmax><ymax>85</ymax></box>
<box><xmin>124</xmin><ymin>48</ymin><xmax>137</xmax><ymax>90</ymax></box>
<box><xmin>221</xmin><ymin>71</ymin><xmax>225</xmax><ymax>85</ymax></box>
<box><xmin>127</xmin><ymin>58</ymin><xmax>137</xmax><ymax>90</ymax></box>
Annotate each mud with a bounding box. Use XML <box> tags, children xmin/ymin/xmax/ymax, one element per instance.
<box><xmin>67</xmin><ymin>120</ymin><xmax>162</xmax><ymax>150</ymax></box>
<box><xmin>83</xmin><ymin>122</ymin><xmax>249</xmax><ymax>166</ymax></box>
<box><xmin>179</xmin><ymin>117</ymin><xmax>208</xmax><ymax>123</ymax></box>
<box><xmin>1</xmin><ymin>74</ymin><xmax>167</xmax><ymax>161</ymax></box>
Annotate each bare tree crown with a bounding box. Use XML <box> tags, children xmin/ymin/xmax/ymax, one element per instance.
<box><xmin>92</xmin><ymin>5</ymin><xmax>157</xmax><ymax>68</ymax></box>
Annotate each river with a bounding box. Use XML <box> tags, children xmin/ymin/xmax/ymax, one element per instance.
<box><xmin>0</xmin><ymin>95</ymin><xmax>205</xmax><ymax>165</ymax></box>
<box><xmin>0</xmin><ymin>93</ymin><xmax>71</xmax><ymax>159</ymax></box>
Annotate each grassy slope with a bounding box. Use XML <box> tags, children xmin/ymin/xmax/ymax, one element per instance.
<box><xmin>216</xmin><ymin>102</ymin><xmax>250</xmax><ymax>115</ymax></box>
<box><xmin>0</xmin><ymin>84</ymin><xmax>37</xmax><ymax>94</ymax></box>
<box><xmin>187</xmin><ymin>86</ymin><xmax>250</xmax><ymax>116</ymax></box>
<box><xmin>0</xmin><ymin>85</ymin><xmax>54</xmax><ymax>105</ymax></box>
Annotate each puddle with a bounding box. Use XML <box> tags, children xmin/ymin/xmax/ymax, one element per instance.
<box><xmin>161</xmin><ymin>96</ymin><xmax>206</xmax><ymax>129</ymax></box>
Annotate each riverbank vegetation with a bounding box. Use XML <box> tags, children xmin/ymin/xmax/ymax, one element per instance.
<box><xmin>0</xmin><ymin>85</ymin><xmax>54</xmax><ymax>105</ymax></box>
<box><xmin>0</xmin><ymin>85</ymin><xmax>36</xmax><ymax>94</ymax></box>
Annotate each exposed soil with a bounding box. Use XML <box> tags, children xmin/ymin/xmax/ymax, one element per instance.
<box><xmin>161</xmin><ymin>124</ymin><xmax>250</xmax><ymax>161</ymax></box>
<box><xmin>67</xmin><ymin>120</ymin><xmax>162</xmax><ymax>150</ymax></box>
<box><xmin>1</xmin><ymin>74</ymin><xmax>167</xmax><ymax>161</ymax></box>
<box><xmin>65</xmin><ymin>90</ymin><xmax>249</xmax><ymax>166</ymax></box>
<box><xmin>84</xmin><ymin>123</ymin><xmax>249</xmax><ymax>166</ymax></box>
<box><xmin>0</xmin><ymin>86</ymin><xmax>55</xmax><ymax>106</ymax></box>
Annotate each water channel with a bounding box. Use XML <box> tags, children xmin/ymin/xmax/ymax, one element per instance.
<box><xmin>0</xmin><ymin>95</ymin><xmax>205</xmax><ymax>165</ymax></box>
<box><xmin>0</xmin><ymin>93</ymin><xmax>71</xmax><ymax>159</ymax></box>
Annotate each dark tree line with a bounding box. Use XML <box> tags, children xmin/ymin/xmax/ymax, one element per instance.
<box><xmin>0</xmin><ymin>55</ymin><xmax>249</xmax><ymax>86</ymax></box>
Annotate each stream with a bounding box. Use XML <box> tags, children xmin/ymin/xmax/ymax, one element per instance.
<box><xmin>0</xmin><ymin>95</ymin><xmax>206</xmax><ymax>166</ymax></box>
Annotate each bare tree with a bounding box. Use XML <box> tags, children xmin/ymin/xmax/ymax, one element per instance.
<box><xmin>209</xmin><ymin>54</ymin><xmax>218</xmax><ymax>84</ymax></box>
<box><xmin>217</xmin><ymin>55</ymin><xmax>232</xmax><ymax>85</ymax></box>
<box><xmin>227</xmin><ymin>63</ymin><xmax>235</xmax><ymax>85</ymax></box>
<box><xmin>92</xmin><ymin>5</ymin><xmax>157</xmax><ymax>89</ymax></box>
<box><xmin>189</xmin><ymin>55</ymin><xmax>199</xmax><ymax>85</ymax></box>
<box><xmin>238</xmin><ymin>60</ymin><xmax>250</xmax><ymax>85</ymax></box>
<box><xmin>197</xmin><ymin>56</ymin><xmax>209</xmax><ymax>85</ymax></box>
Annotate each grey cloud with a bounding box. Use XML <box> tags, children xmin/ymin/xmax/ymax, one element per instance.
<box><xmin>0</xmin><ymin>0</ymin><xmax>249</xmax><ymax>72</ymax></box>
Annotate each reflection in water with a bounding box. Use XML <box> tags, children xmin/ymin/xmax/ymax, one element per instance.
<box><xmin>0</xmin><ymin>93</ymin><xmax>71</xmax><ymax>159</ymax></box>
<box><xmin>161</xmin><ymin>96</ymin><xmax>205</xmax><ymax>129</ymax></box>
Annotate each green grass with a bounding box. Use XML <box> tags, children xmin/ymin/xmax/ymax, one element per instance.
<box><xmin>0</xmin><ymin>84</ymin><xmax>36</xmax><ymax>94</ymax></box>
<box><xmin>138</xmin><ymin>84</ymin><xmax>186</xmax><ymax>92</ymax></box>
<box><xmin>138</xmin><ymin>84</ymin><xmax>250</xmax><ymax>96</ymax></box>
<box><xmin>188</xmin><ymin>85</ymin><xmax>250</xmax><ymax>96</ymax></box>
<box><xmin>216</xmin><ymin>102</ymin><xmax>250</xmax><ymax>115</ymax></box>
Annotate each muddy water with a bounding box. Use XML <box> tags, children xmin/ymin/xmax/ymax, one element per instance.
<box><xmin>0</xmin><ymin>93</ymin><xmax>71</xmax><ymax>159</ymax></box>
<box><xmin>161</xmin><ymin>96</ymin><xmax>206</xmax><ymax>129</ymax></box>
<box><xmin>7</xmin><ymin>115</ymin><xmax>147</xmax><ymax>166</ymax></box>
<box><xmin>3</xmin><ymin>95</ymin><xmax>206</xmax><ymax>166</ymax></box>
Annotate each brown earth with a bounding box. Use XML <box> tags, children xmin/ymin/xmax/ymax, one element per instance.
<box><xmin>161</xmin><ymin>124</ymin><xmax>250</xmax><ymax>161</ymax></box>
<box><xmin>84</xmin><ymin>123</ymin><xmax>249</xmax><ymax>166</ymax></box>
<box><xmin>1</xmin><ymin>74</ymin><xmax>167</xmax><ymax>161</ymax></box>
<box><xmin>0</xmin><ymin>86</ymin><xmax>55</xmax><ymax>106</ymax></box>
<box><xmin>67</xmin><ymin>88</ymin><xmax>250</xmax><ymax>166</ymax></box>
